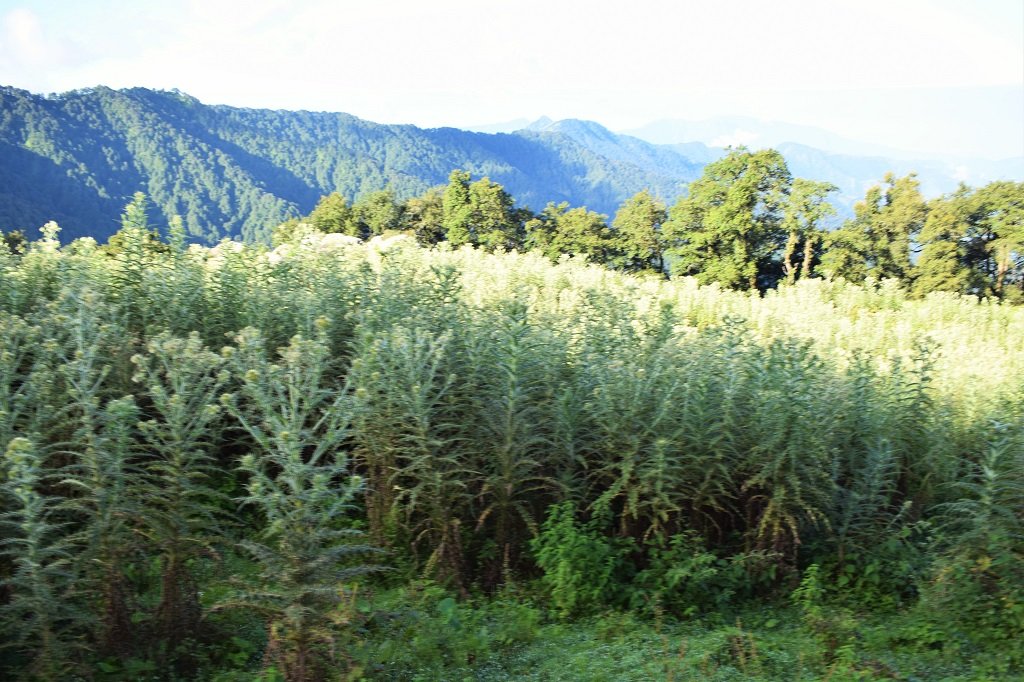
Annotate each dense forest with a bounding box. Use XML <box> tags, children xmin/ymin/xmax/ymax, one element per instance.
<box><xmin>3</xmin><ymin>83</ymin><xmax>1020</xmax><ymax>301</ymax></box>
<box><xmin>0</xmin><ymin>86</ymin><xmax>699</xmax><ymax>243</ymax></box>
<box><xmin>0</xmin><ymin>188</ymin><xmax>1022</xmax><ymax>679</ymax></box>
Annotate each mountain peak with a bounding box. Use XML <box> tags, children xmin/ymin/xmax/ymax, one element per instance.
<box><xmin>524</xmin><ymin>116</ymin><xmax>555</xmax><ymax>131</ymax></box>
<box><xmin>526</xmin><ymin>118</ymin><xmax>618</xmax><ymax>142</ymax></box>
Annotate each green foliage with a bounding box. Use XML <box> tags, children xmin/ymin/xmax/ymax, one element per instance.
<box><xmin>912</xmin><ymin>187</ymin><xmax>975</xmax><ymax>297</ymax></box>
<box><xmin>359</xmin><ymin>585</ymin><xmax>542</xmax><ymax>677</ymax></box>
<box><xmin>1</xmin><ymin>86</ymin><xmax>698</xmax><ymax>244</ymax></box>
<box><xmin>630</xmin><ymin>532</ymin><xmax>761</xmax><ymax>614</ymax></box>
<box><xmin>349</xmin><ymin>324</ymin><xmax>472</xmax><ymax>590</ymax></box>
<box><xmin>664</xmin><ymin>147</ymin><xmax>792</xmax><ymax>290</ymax></box>
<box><xmin>0</xmin><ymin>313</ymin><xmax>58</xmax><ymax>452</ymax></box>
<box><xmin>969</xmin><ymin>181</ymin><xmax>1024</xmax><ymax>301</ymax></box>
<box><xmin>130</xmin><ymin>332</ymin><xmax>230</xmax><ymax>668</ymax></box>
<box><xmin>918</xmin><ymin>429</ymin><xmax>1024</xmax><ymax>671</ymax></box>
<box><xmin>353</xmin><ymin>189</ymin><xmax>402</xmax><ymax>238</ymax></box>
<box><xmin>1</xmin><ymin>229</ymin><xmax>27</xmax><ymax>254</ymax></box>
<box><xmin>0</xmin><ymin>222</ymin><xmax>1022</xmax><ymax>679</ymax></box>
<box><xmin>612</xmin><ymin>189</ymin><xmax>668</xmax><ymax>274</ymax></box>
<box><xmin>221</xmin><ymin>325</ymin><xmax>380</xmax><ymax>681</ymax></box>
<box><xmin>820</xmin><ymin>173</ymin><xmax>927</xmax><ymax>287</ymax></box>
<box><xmin>470</xmin><ymin>301</ymin><xmax>561</xmax><ymax>582</ymax></box>
<box><xmin>740</xmin><ymin>338</ymin><xmax>835</xmax><ymax>560</ymax></box>
<box><xmin>442</xmin><ymin>171</ymin><xmax>525</xmax><ymax>251</ymax></box>
<box><xmin>531</xmin><ymin>502</ymin><xmax>630</xmax><ymax>617</ymax></box>
<box><xmin>441</xmin><ymin>169</ymin><xmax>474</xmax><ymax>247</ymax></box>
<box><xmin>306</xmin><ymin>193</ymin><xmax>355</xmax><ymax>236</ymax></box>
<box><xmin>400</xmin><ymin>186</ymin><xmax>446</xmax><ymax>245</ymax></box>
<box><xmin>52</xmin><ymin>296</ymin><xmax>141</xmax><ymax>659</ymax></box>
<box><xmin>0</xmin><ymin>438</ymin><xmax>81</xmax><ymax>680</ymax></box>
<box><xmin>792</xmin><ymin>564</ymin><xmax>857</xmax><ymax>662</ymax></box>
<box><xmin>780</xmin><ymin>179</ymin><xmax>836</xmax><ymax>283</ymax></box>
<box><xmin>526</xmin><ymin>202</ymin><xmax>617</xmax><ymax>264</ymax></box>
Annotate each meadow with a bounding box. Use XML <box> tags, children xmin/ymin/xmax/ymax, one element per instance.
<box><xmin>1</xmin><ymin>223</ymin><xmax>1021</xmax><ymax>680</ymax></box>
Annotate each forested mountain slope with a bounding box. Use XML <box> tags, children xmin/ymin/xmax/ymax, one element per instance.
<box><xmin>0</xmin><ymin>86</ymin><xmax>700</xmax><ymax>242</ymax></box>
<box><xmin>4</xmin><ymin>85</ymin><xmax>1020</xmax><ymax>245</ymax></box>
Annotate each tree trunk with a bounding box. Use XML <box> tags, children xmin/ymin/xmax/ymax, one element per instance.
<box><xmin>801</xmin><ymin>233</ymin><xmax>817</xmax><ymax>280</ymax></box>
<box><xmin>783</xmin><ymin>232</ymin><xmax>799</xmax><ymax>284</ymax></box>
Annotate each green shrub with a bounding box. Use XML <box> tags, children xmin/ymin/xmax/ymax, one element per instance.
<box><xmin>531</xmin><ymin>502</ymin><xmax>631</xmax><ymax>617</ymax></box>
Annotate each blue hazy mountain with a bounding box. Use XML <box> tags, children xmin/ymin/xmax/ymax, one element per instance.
<box><xmin>623</xmin><ymin>116</ymin><xmax>1024</xmax><ymax>216</ymax></box>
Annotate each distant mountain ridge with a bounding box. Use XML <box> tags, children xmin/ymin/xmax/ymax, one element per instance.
<box><xmin>622</xmin><ymin>117</ymin><xmax>1024</xmax><ymax>216</ymax></box>
<box><xmin>2</xmin><ymin>86</ymin><xmax>1021</xmax><ymax>244</ymax></box>
<box><xmin>481</xmin><ymin>114</ymin><xmax>1024</xmax><ymax>218</ymax></box>
<box><xmin>624</xmin><ymin>116</ymin><xmax>912</xmax><ymax>159</ymax></box>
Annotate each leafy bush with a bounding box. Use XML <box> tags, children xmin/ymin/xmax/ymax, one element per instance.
<box><xmin>630</xmin><ymin>533</ymin><xmax>780</xmax><ymax>618</ymax></box>
<box><xmin>531</xmin><ymin>502</ymin><xmax>632</xmax><ymax>617</ymax></box>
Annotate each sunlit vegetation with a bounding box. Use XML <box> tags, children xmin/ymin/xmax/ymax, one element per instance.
<box><xmin>0</xmin><ymin>191</ymin><xmax>1022</xmax><ymax>680</ymax></box>
<box><xmin>282</xmin><ymin>155</ymin><xmax>1023</xmax><ymax>302</ymax></box>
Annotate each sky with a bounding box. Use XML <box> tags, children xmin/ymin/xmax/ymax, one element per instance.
<box><xmin>1</xmin><ymin>0</ymin><xmax>1021</xmax><ymax>159</ymax></box>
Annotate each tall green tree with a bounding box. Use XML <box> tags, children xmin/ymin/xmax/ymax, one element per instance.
<box><xmin>912</xmin><ymin>187</ymin><xmax>974</xmax><ymax>297</ymax></box>
<box><xmin>441</xmin><ymin>171</ymin><xmax>523</xmax><ymax>251</ymax></box>
<box><xmin>612</xmin><ymin>190</ymin><xmax>668</xmax><ymax>274</ymax></box>
<box><xmin>307</xmin><ymin>193</ymin><xmax>355</xmax><ymax>236</ymax></box>
<box><xmin>442</xmin><ymin>170</ymin><xmax>474</xmax><ymax>247</ymax></box>
<box><xmin>525</xmin><ymin>202</ymin><xmax>616</xmax><ymax>264</ymax></box>
<box><xmin>401</xmin><ymin>187</ymin><xmax>446</xmax><ymax>245</ymax></box>
<box><xmin>974</xmin><ymin>181</ymin><xmax>1024</xmax><ymax>300</ymax></box>
<box><xmin>353</xmin><ymin>189</ymin><xmax>402</xmax><ymax>238</ymax></box>
<box><xmin>820</xmin><ymin>173</ymin><xmax>927</xmax><ymax>286</ymax></box>
<box><xmin>662</xmin><ymin>148</ymin><xmax>792</xmax><ymax>290</ymax></box>
<box><xmin>468</xmin><ymin>177</ymin><xmax>523</xmax><ymax>252</ymax></box>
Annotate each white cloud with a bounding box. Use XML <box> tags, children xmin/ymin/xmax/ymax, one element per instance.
<box><xmin>0</xmin><ymin>6</ymin><xmax>97</xmax><ymax>91</ymax></box>
<box><xmin>3</xmin><ymin>8</ymin><xmax>47</xmax><ymax>62</ymax></box>
<box><xmin>0</xmin><ymin>8</ymin><xmax>69</xmax><ymax>70</ymax></box>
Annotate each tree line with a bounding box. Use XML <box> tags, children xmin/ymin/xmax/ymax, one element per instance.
<box><xmin>277</xmin><ymin>148</ymin><xmax>1023</xmax><ymax>301</ymax></box>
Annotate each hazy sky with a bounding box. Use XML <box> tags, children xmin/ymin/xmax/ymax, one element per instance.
<box><xmin>1</xmin><ymin>0</ymin><xmax>1021</xmax><ymax>159</ymax></box>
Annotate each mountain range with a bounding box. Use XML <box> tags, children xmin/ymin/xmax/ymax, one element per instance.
<box><xmin>619</xmin><ymin>117</ymin><xmax>1024</xmax><ymax>217</ymax></box>
<box><xmin>1</xmin><ymin>85</ymin><xmax>1021</xmax><ymax>244</ymax></box>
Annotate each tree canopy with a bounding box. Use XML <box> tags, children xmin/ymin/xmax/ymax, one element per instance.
<box><xmin>663</xmin><ymin>148</ymin><xmax>792</xmax><ymax>290</ymax></box>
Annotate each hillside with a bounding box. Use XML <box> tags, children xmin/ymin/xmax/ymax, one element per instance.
<box><xmin>0</xmin><ymin>86</ymin><xmax>700</xmax><ymax>243</ymax></box>
<box><xmin>3</xmin><ymin>85</ymin><xmax>1021</xmax><ymax>244</ymax></box>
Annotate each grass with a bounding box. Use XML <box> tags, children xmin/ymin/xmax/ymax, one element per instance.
<box><xmin>350</xmin><ymin>586</ymin><xmax>1013</xmax><ymax>682</ymax></box>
